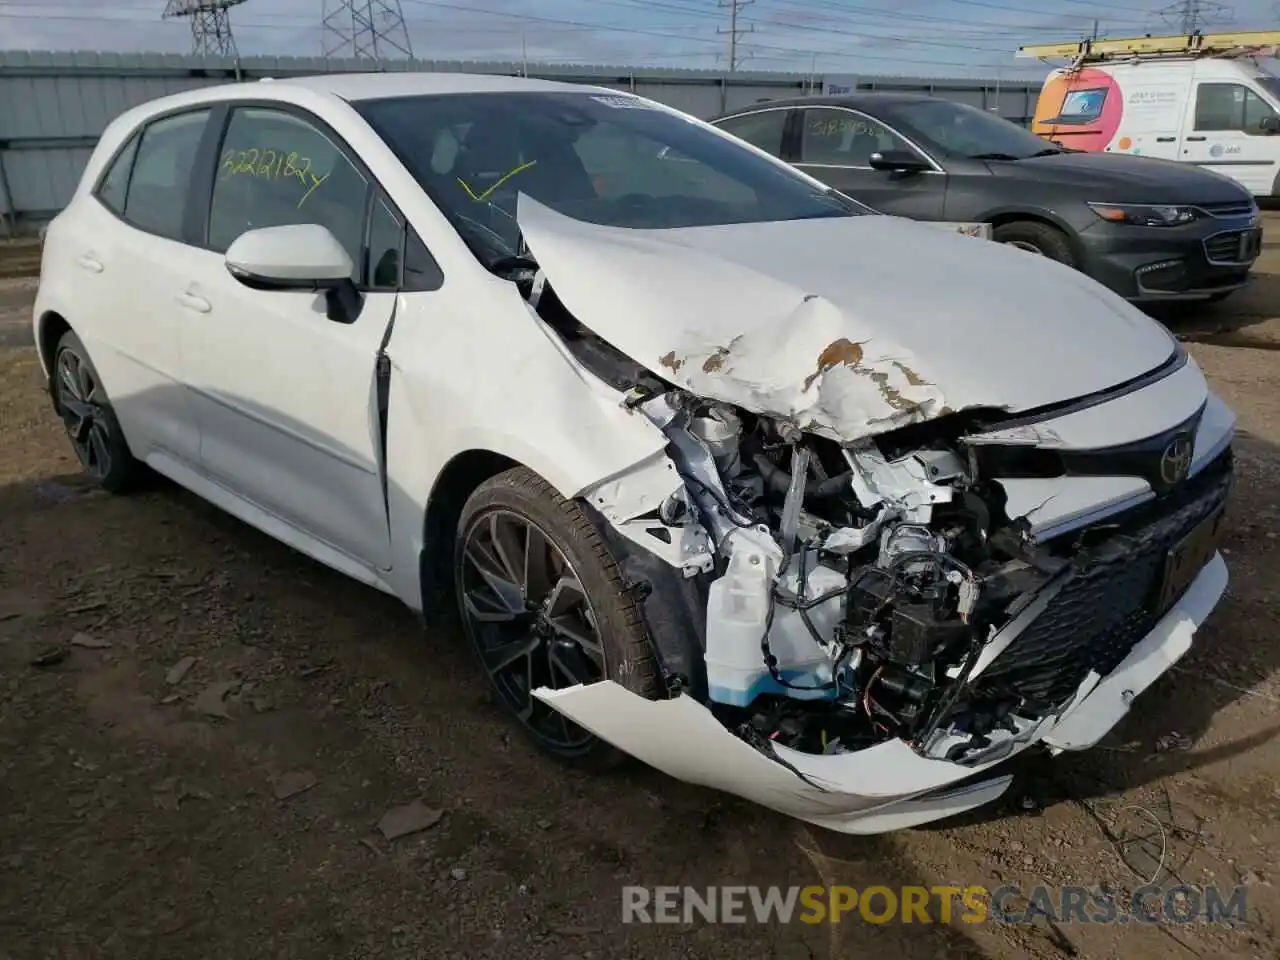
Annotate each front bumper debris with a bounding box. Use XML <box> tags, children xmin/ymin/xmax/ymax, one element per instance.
<box><xmin>534</xmin><ymin>549</ymin><xmax>1227</xmax><ymax>834</ymax></box>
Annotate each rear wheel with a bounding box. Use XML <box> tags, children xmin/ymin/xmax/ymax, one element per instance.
<box><xmin>992</xmin><ymin>221</ymin><xmax>1077</xmax><ymax>268</ymax></box>
<box><xmin>454</xmin><ymin>466</ymin><xmax>662</xmax><ymax>770</ymax></box>
<box><xmin>51</xmin><ymin>330</ymin><xmax>143</xmax><ymax>494</ymax></box>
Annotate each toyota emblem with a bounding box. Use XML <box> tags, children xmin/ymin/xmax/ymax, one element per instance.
<box><xmin>1160</xmin><ymin>434</ymin><xmax>1194</xmax><ymax>486</ymax></box>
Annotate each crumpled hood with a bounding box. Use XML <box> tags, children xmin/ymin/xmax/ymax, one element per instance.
<box><xmin>517</xmin><ymin>197</ymin><xmax>1177</xmax><ymax>442</ymax></box>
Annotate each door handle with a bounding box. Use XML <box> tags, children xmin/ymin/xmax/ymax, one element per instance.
<box><xmin>1156</xmin><ymin>136</ymin><xmax>1176</xmax><ymax>142</ymax></box>
<box><xmin>177</xmin><ymin>292</ymin><xmax>212</xmax><ymax>314</ymax></box>
<box><xmin>1185</xmin><ymin>136</ymin><xmax>1208</xmax><ymax>142</ymax></box>
<box><xmin>76</xmin><ymin>255</ymin><xmax>103</xmax><ymax>273</ymax></box>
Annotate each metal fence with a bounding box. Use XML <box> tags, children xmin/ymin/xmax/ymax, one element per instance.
<box><xmin>0</xmin><ymin>51</ymin><xmax>1041</xmax><ymax>231</ymax></box>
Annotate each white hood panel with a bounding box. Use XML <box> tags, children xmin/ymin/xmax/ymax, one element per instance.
<box><xmin>518</xmin><ymin>198</ymin><xmax>1176</xmax><ymax>442</ymax></box>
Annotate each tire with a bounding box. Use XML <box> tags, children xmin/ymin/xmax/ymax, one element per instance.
<box><xmin>454</xmin><ymin>466</ymin><xmax>663</xmax><ymax>771</ymax></box>
<box><xmin>50</xmin><ymin>330</ymin><xmax>143</xmax><ymax>494</ymax></box>
<box><xmin>992</xmin><ymin>221</ymin><xmax>1077</xmax><ymax>268</ymax></box>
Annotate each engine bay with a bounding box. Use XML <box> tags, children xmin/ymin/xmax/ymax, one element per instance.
<box><xmin>626</xmin><ymin>388</ymin><xmax>1085</xmax><ymax>763</ymax></box>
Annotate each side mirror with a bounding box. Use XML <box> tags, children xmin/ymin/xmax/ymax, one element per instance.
<box><xmin>1259</xmin><ymin>115</ymin><xmax>1280</xmax><ymax>134</ymax></box>
<box><xmin>225</xmin><ymin>224</ymin><xmax>362</xmax><ymax>323</ymax></box>
<box><xmin>868</xmin><ymin>150</ymin><xmax>931</xmax><ymax>173</ymax></box>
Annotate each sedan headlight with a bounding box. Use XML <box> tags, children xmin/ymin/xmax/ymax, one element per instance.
<box><xmin>1088</xmin><ymin>202</ymin><xmax>1201</xmax><ymax>227</ymax></box>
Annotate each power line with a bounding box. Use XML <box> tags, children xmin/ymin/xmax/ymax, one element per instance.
<box><xmin>717</xmin><ymin>0</ymin><xmax>756</xmax><ymax>71</ymax></box>
<box><xmin>0</xmin><ymin>0</ymin><xmax>1051</xmax><ymax>72</ymax></box>
<box><xmin>321</xmin><ymin>0</ymin><xmax>414</xmax><ymax>61</ymax></box>
<box><xmin>1155</xmin><ymin>0</ymin><xmax>1235</xmax><ymax>32</ymax></box>
<box><xmin>161</xmin><ymin>0</ymin><xmax>246</xmax><ymax>56</ymax></box>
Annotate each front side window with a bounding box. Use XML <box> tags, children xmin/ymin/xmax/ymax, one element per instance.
<box><xmin>715</xmin><ymin>109</ymin><xmax>789</xmax><ymax>156</ymax></box>
<box><xmin>885</xmin><ymin>99</ymin><xmax>1063</xmax><ymax>161</ymax></box>
<box><xmin>1194</xmin><ymin>83</ymin><xmax>1279</xmax><ymax>133</ymax></box>
<box><xmin>207</xmin><ymin>107</ymin><xmax>368</xmax><ymax>276</ymax></box>
<box><xmin>355</xmin><ymin>92</ymin><xmax>855</xmax><ymax>267</ymax></box>
<box><xmin>799</xmin><ymin>108</ymin><xmax>917</xmax><ymax>166</ymax></box>
<box><xmin>120</xmin><ymin>109</ymin><xmax>211</xmax><ymax>240</ymax></box>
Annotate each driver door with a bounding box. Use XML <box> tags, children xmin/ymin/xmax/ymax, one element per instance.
<box><xmin>175</xmin><ymin>105</ymin><xmax>397</xmax><ymax>569</ymax></box>
<box><xmin>1180</xmin><ymin>80</ymin><xmax>1280</xmax><ymax>195</ymax></box>
<box><xmin>792</xmin><ymin>106</ymin><xmax>947</xmax><ymax>220</ymax></box>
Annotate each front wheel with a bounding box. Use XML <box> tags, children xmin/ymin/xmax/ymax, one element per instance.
<box><xmin>454</xmin><ymin>467</ymin><xmax>663</xmax><ymax>770</ymax></box>
<box><xmin>992</xmin><ymin>221</ymin><xmax>1077</xmax><ymax>269</ymax></box>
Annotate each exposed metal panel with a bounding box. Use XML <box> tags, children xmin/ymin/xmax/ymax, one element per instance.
<box><xmin>1</xmin><ymin>145</ymin><xmax>95</xmax><ymax>214</ymax></box>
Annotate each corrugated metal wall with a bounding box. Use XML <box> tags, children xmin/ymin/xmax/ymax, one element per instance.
<box><xmin>0</xmin><ymin>51</ymin><xmax>1040</xmax><ymax>230</ymax></box>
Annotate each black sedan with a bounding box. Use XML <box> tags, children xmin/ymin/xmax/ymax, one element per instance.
<box><xmin>709</xmin><ymin>93</ymin><xmax>1262</xmax><ymax>303</ymax></box>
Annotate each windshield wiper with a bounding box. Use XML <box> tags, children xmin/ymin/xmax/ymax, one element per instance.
<box><xmin>1030</xmin><ymin>147</ymin><xmax>1066</xmax><ymax>157</ymax></box>
<box><xmin>968</xmin><ymin>152</ymin><xmax>1022</xmax><ymax>161</ymax></box>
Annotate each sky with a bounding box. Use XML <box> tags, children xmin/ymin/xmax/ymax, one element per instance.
<box><xmin>0</xmin><ymin>0</ymin><xmax>1277</xmax><ymax>80</ymax></box>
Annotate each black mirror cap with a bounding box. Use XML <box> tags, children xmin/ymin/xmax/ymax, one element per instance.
<box><xmin>1260</xmin><ymin>115</ymin><xmax>1280</xmax><ymax>133</ymax></box>
<box><xmin>869</xmin><ymin>150</ymin><xmax>930</xmax><ymax>172</ymax></box>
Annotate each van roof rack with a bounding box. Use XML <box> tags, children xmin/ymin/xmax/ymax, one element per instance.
<box><xmin>1016</xmin><ymin>29</ymin><xmax>1280</xmax><ymax>65</ymax></box>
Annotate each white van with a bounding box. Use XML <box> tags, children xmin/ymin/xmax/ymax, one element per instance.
<box><xmin>1022</xmin><ymin>31</ymin><xmax>1280</xmax><ymax>197</ymax></box>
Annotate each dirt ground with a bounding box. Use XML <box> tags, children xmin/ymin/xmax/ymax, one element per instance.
<box><xmin>2</xmin><ymin>223</ymin><xmax>1279</xmax><ymax>960</ymax></box>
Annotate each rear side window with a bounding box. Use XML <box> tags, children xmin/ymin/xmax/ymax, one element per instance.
<box><xmin>207</xmin><ymin>107</ymin><xmax>368</xmax><ymax>278</ymax></box>
<box><xmin>95</xmin><ymin>134</ymin><xmax>138</xmax><ymax>215</ymax></box>
<box><xmin>716</xmin><ymin>110</ymin><xmax>789</xmax><ymax>157</ymax></box>
<box><xmin>122</xmin><ymin>110</ymin><xmax>212</xmax><ymax>241</ymax></box>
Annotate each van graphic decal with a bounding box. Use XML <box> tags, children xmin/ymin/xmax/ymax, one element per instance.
<box><xmin>1032</xmin><ymin>68</ymin><xmax>1122</xmax><ymax>151</ymax></box>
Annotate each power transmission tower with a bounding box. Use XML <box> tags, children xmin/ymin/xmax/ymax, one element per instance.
<box><xmin>322</xmin><ymin>0</ymin><xmax>414</xmax><ymax>62</ymax></box>
<box><xmin>717</xmin><ymin>0</ymin><xmax>756</xmax><ymax>73</ymax></box>
<box><xmin>162</xmin><ymin>0</ymin><xmax>247</xmax><ymax>56</ymax></box>
<box><xmin>1156</xmin><ymin>0</ymin><xmax>1234</xmax><ymax>33</ymax></box>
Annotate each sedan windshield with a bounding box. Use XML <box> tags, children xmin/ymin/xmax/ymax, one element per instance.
<box><xmin>355</xmin><ymin>91</ymin><xmax>860</xmax><ymax>266</ymax></box>
<box><xmin>883</xmin><ymin>99</ymin><xmax>1063</xmax><ymax>161</ymax></box>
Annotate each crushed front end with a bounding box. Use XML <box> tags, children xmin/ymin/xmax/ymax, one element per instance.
<box><xmin>536</xmin><ymin>356</ymin><xmax>1233</xmax><ymax>832</ymax></box>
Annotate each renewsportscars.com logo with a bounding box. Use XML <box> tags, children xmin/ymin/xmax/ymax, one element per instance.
<box><xmin>621</xmin><ymin>884</ymin><xmax>1249</xmax><ymax>925</ymax></box>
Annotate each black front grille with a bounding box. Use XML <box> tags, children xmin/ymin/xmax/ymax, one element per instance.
<box><xmin>1198</xmin><ymin>201</ymin><xmax>1257</xmax><ymax>218</ymax></box>
<box><xmin>1204</xmin><ymin>231</ymin><xmax>1253</xmax><ymax>263</ymax></box>
<box><xmin>975</xmin><ymin>452</ymin><xmax>1232</xmax><ymax>709</ymax></box>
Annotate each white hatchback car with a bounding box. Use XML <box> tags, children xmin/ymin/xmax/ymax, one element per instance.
<box><xmin>34</xmin><ymin>73</ymin><xmax>1234</xmax><ymax>834</ymax></box>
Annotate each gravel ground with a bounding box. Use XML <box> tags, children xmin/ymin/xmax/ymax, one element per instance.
<box><xmin>1</xmin><ymin>224</ymin><xmax>1279</xmax><ymax>960</ymax></box>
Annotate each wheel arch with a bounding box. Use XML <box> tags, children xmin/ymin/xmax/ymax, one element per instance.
<box><xmin>981</xmin><ymin>208</ymin><xmax>1084</xmax><ymax>264</ymax></box>
<box><xmin>36</xmin><ymin>310</ymin><xmax>72</xmax><ymax>386</ymax></box>
<box><xmin>418</xmin><ymin>448</ymin><xmax>522</xmax><ymax>620</ymax></box>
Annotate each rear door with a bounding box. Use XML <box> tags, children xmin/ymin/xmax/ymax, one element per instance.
<box><xmin>791</xmin><ymin>106</ymin><xmax>947</xmax><ymax>219</ymax></box>
<box><xmin>69</xmin><ymin>107</ymin><xmax>215</xmax><ymax>467</ymax></box>
<box><xmin>1112</xmin><ymin>70</ymin><xmax>1190</xmax><ymax>160</ymax></box>
<box><xmin>1180</xmin><ymin>73</ymin><xmax>1280</xmax><ymax>195</ymax></box>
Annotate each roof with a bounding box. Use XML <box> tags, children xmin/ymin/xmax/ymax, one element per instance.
<box><xmin>258</xmin><ymin>71</ymin><xmax>608</xmax><ymax>101</ymax></box>
<box><xmin>711</xmin><ymin>92</ymin><xmax>939</xmax><ymax>118</ymax></box>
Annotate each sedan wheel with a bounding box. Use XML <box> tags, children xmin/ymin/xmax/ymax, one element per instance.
<box><xmin>454</xmin><ymin>466</ymin><xmax>663</xmax><ymax>769</ymax></box>
<box><xmin>1004</xmin><ymin>239</ymin><xmax>1046</xmax><ymax>255</ymax></box>
<box><xmin>51</xmin><ymin>330</ymin><xmax>142</xmax><ymax>493</ymax></box>
<box><xmin>461</xmin><ymin>508</ymin><xmax>604</xmax><ymax>751</ymax></box>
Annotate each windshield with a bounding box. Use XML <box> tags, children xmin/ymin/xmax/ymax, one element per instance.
<box><xmin>1255</xmin><ymin>73</ymin><xmax>1280</xmax><ymax>106</ymax></box>
<box><xmin>355</xmin><ymin>91</ymin><xmax>859</xmax><ymax>266</ymax></box>
<box><xmin>883</xmin><ymin>99</ymin><xmax>1062</xmax><ymax>161</ymax></box>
